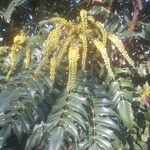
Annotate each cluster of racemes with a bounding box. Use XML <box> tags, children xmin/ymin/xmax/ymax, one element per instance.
<box><xmin>0</xmin><ymin>10</ymin><xmax>135</xmax><ymax>91</ymax></box>
<box><xmin>0</xmin><ymin>30</ymin><xmax>27</xmax><ymax>79</ymax></box>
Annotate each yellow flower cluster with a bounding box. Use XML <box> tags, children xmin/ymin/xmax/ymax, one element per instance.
<box><xmin>13</xmin><ymin>30</ymin><xmax>26</xmax><ymax>46</ymax></box>
<box><xmin>80</xmin><ymin>10</ymin><xmax>88</xmax><ymax>33</ymax></box>
<box><xmin>49</xmin><ymin>57</ymin><xmax>57</xmax><ymax>81</ymax></box>
<box><xmin>108</xmin><ymin>34</ymin><xmax>135</xmax><ymax>67</ymax></box>
<box><xmin>66</xmin><ymin>44</ymin><xmax>80</xmax><ymax>91</ymax></box>
<box><xmin>58</xmin><ymin>34</ymin><xmax>75</xmax><ymax>60</ymax></box>
<box><xmin>87</xmin><ymin>16</ymin><xmax>107</xmax><ymax>45</ymax></box>
<box><xmin>0</xmin><ymin>9</ymin><xmax>135</xmax><ymax>89</ymax></box>
<box><xmin>79</xmin><ymin>34</ymin><xmax>87</xmax><ymax>71</ymax></box>
<box><xmin>34</xmin><ymin>27</ymin><xmax>61</xmax><ymax>75</ymax></box>
<box><xmin>43</xmin><ymin>27</ymin><xmax>60</xmax><ymax>55</ymax></box>
<box><xmin>34</xmin><ymin>9</ymin><xmax>134</xmax><ymax>90</ymax></box>
<box><xmin>48</xmin><ymin>32</ymin><xmax>76</xmax><ymax>84</ymax></box>
<box><xmin>94</xmin><ymin>40</ymin><xmax>115</xmax><ymax>79</ymax></box>
<box><xmin>95</xmin><ymin>22</ymin><xmax>107</xmax><ymax>45</ymax></box>
<box><xmin>6</xmin><ymin>30</ymin><xmax>26</xmax><ymax>79</ymax></box>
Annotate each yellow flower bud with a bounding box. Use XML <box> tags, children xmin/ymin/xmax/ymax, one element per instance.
<box><xmin>80</xmin><ymin>9</ymin><xmax>88</xmax><ymax>33</ymax></box>
<box><xmin>66</xmin><ymin>44</ymin><xmax>80</xmax><ymax>91</ymax></box>
<box><xmin>94</xmin><ymin>39</ymin><xmax>115</xmax><ymax>79</ymax></box>
<box><xmin>13</xmin><ymin>30</ymin><xmax>26</xmax><ymax>46</ymax></box>
<box><xmin>34</xmin><ymin>27</ymin><xmax>60</xmax><ymax>75</ymax></box>
<box><xmin>79</xmin><ymin>34</ymin><xmax>88</xmax><ymax>71</ymax></box>
<box><xmin>108</xmin><ymin>34</ymin><xmax>135</xmax><ymax>67</ymax></box>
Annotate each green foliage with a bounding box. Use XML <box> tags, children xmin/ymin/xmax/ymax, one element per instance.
<box><xmin>78</xmin><ymin>77</ymin><xmax>119</xmax><ymax>150</ymax></box>
<box><xmin>89</xmin><ymin>5</ymin><xmax>137</xmax><ymax>38</ymax></box>
<box><xmin>0</xmin><ymin>71</ymin><xmax>54</xmax><ymax>148</ymax></box>
<box><xmin>25</xmin><ymin>75</ymin><xmax>120</xmax><ymax>150</ymax></box>
<box><xmin>108</xmin><ymin>70</ymin><xmax>135</xmax><ymax>128</ymax></box>
<box><xmin>4</xmin><ymin>0</ymin><xmax>27</xmax><ymax>23</ymax></box>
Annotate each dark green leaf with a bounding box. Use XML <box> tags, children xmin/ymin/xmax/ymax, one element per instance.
<box><xmin>118</xmin><ymin>100</ymin><xmax>134</xmax><ymax>128</ymax></box>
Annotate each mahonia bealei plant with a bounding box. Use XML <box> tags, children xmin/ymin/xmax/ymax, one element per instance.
<box><xmin>1</xmin><ymin>10</ymin><xmax>134</xmax><ymax>91</ymax></box>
